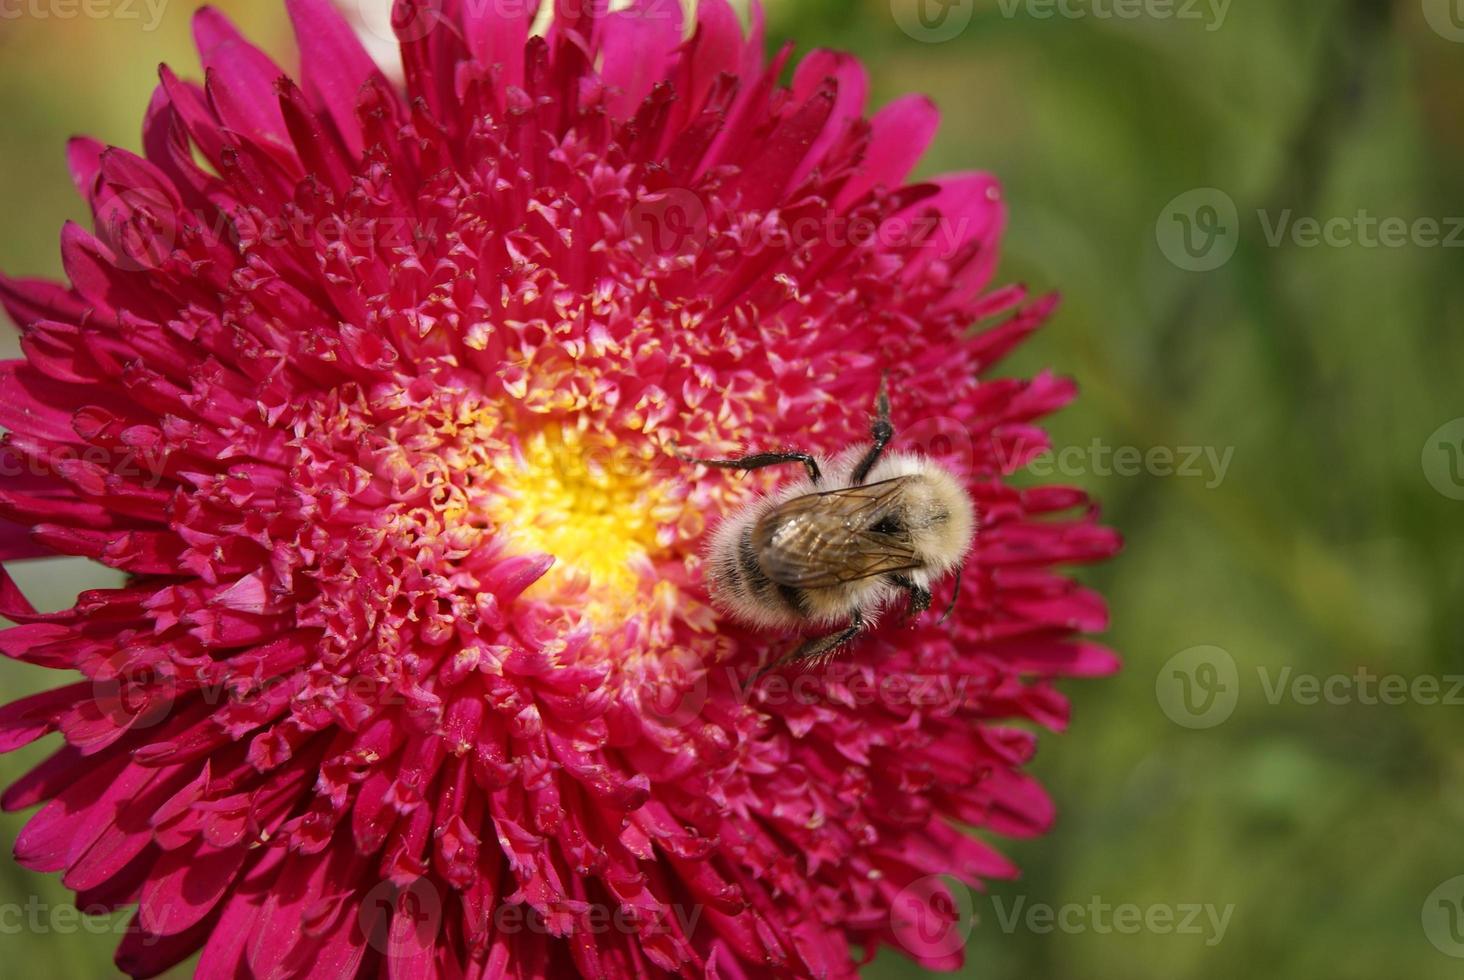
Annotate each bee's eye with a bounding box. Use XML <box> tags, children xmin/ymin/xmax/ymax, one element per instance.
<box><xmin>870</xmin><ymin>515</ymin><xmax>905</xmax><ymax>535</ymax></box>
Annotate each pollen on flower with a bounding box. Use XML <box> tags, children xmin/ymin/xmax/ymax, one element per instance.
<box><xmin>491</xmin><ymin>424</ymin><xmax>676</xmax><ymax>604</ymax></box>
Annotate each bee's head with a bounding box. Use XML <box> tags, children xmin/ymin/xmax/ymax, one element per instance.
<box><xmin>902</xmin><ymin>461</ymin><xmax>977</xmax><ymax>574</ymax></box>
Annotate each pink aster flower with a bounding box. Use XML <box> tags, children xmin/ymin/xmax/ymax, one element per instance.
<box><xmin>0</xmin><ymin>1</ymin><xmax>1121</xmax><ymax>977</ymax></box>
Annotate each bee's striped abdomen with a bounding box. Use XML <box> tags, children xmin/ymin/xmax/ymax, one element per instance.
<box><xmin>726</xmin><ymin>524</ymin><xmax>804</xmax><ymax>619</ymax></box>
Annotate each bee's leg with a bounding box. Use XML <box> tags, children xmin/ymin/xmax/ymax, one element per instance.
<box><xmin>894</xmin><ymin>575</ymin><xmax>933</xmax><ymax>621</ymax></box>
<box><xmin>677</xmin><ymin>450</ymin><xmax>821</xmax><ymax>485</ymax></box>
<box><xmin>938</xmin><ymin>566</ymin><xmax>963</xmax><ymax>624</ymax></box>
<box><xmin>753</xmin><ymin>612</ymin><xmax>867</xmax><ymax>680</ymax></box>
<box><xmin>850</xmin><ymin>373</ymin><xmax>894</xmax><ymax>485</ymax></box>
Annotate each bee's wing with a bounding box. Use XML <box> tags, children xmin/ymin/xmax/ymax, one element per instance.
<box><xmin>757</xmin><ymin>478</ymin><xmax>922</xmax><ymax>589</ymax></box>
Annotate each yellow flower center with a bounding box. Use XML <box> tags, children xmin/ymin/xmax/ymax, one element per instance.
<box><xmin>492</xmin><ymin>424</ymin><xmax>676</xmax><ymax>604</ymax></box>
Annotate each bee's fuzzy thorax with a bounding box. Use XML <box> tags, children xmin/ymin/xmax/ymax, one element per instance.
<box><xmin>863</xmin><ymin>450</ymin><xmax>978</xmax><ymax>577</ymax></box>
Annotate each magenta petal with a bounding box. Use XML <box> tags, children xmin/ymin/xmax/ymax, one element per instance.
<box><xmin>682</xmin><ymin>0</ymin><xmax>743</xmax><ymax>108</ymax></box>
<box><xmin>245</xmin><ymin>846</ymin><xmax>335</xmax><ymax>978</ymax></box>
<box><xmin>0</xmin><ymin>623</ymin><xmax>76</xmax><ymax>668</ymax></box>
<box><xmin>597</xmin><ymin>0</ymin><xmax>684</xmax><ymax>120</ymax></box>
<box><xmin>460</xmin><ymin>0</ymin><xmax>533</xmax><ymax>88</ymax></box>
<box><xmin>66</xmin><ymin>136</ymin><xmax>106</xmax><ymax>200</ymax></box>
<box><xmin>0</xmin><ymin>518</ymin><xmax>50</xmax><ymax>560</ymax></box>
<box><xmin>836</xmin><ymin>94</ymin><xmax>940</xmax><ymax>208</ymax></box>
<box><xmin>923</xmin><ymin>171</ymin><xmax>1008</xmax><ymax>307</ymax></box>
<box><xmin>13</xmin><ymin>750</ymin><xmax>128</xmax><ymax>872</ymax></box>
<box><xmin>156</xmin><ymin>66</ymin><xmax>229</xmax><ymax>167</ymax></box>
<box><xmin>195</xmin><ymin>10</ymin><xmax>292</xmax><ymax>151</ymax></box>
<box><xmin>57</xmin><ymin>222</ymin><xmax>125</xmax><ymax>316</ymax></box>
<box><xmin>0</xmin><ymin>728</ymin><xmax>84</xmax><ymax>802</ymax></box>
<box><xmin>284</xmin><ymin>0</ymin><xmax>386</xmax><ymax>158</ymax></box>
<box><xmin>0</xmin><ymin>681</ymin><xmax>88</xmax><ymax>752</ymax></box>
<box><xmin>549</xmin><ymin>0</ymin><xmax>608</xmax><ymax>43</ymax></box>
<box><xmin>0</xmin><ymin>274</ymin><xmax>88</xmax><ymax>331</ymax></box>
<box><xmin>113</xmin><ymin>908</ymin><xmax>219</xmax><ymax>980</ymax></box>
<box><xmin>193</xmin><ymin>848</ymin><xmax>288</xmax><ymax>978</ymax></box>
<box><xmin>139</xmin><ymin>842</ymin><xmax>249</xmax><ymax>936</ymax></box>
<box><xmin>17</xmin><ymin>319</ymin><xmax>102</xmax><ymax>384</ymax></box>
<box><xmin>295</xmin><ymin>900</ymin><xmax>370</xmax><ymax>980</ymax></box>
<box><xmin>789</xmin><ymin>50</ymin><xmax>869</xmax><ymax>188</ymax></box>
<box><xmin>63</xmin><ymin>766</ymin><xmax>199</xmax><ymax>893</ymax></box>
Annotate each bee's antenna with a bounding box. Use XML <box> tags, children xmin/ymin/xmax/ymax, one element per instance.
<box><xmin>938</xmin><ymin>566</ymin><xmax>962</xmax><ymax>625</ymax></box>
<box><xmin>851</xmin><ymin>372</ymin><xmax>895</xmax><ymax>485</ymax></box>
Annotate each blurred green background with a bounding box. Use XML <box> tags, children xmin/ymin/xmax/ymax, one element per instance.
<box><xmin>2</xmin><ymin>0</ymin><xmax>1462</xmax><ymax>976</ymax></box>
